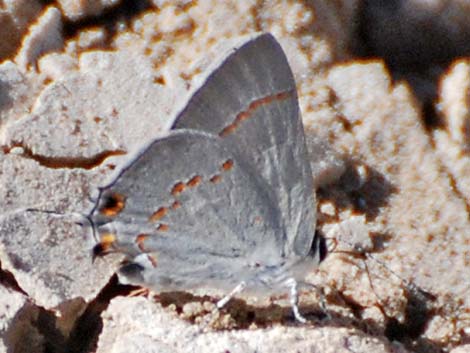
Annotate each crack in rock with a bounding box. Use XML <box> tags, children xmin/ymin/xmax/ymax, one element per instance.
<box><xmin>2</xmin><ymin>143</ymin><xmax>126</xmax><ymax>170</ymax></box>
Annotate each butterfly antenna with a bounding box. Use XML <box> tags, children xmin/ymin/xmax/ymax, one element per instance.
<box><xmin>297</xmin><ymin>280</ymin><xmax>329</xmax><ymax>320</ymax></box>
<box><xmin>25</xmin><ymin>207</ymin><xmax>98</xmax><ymax>242</ymax></box>
<box><xmin>326</xmin><ymin>233</ymin><xmax>433</xmax><ymax>318</ymax></box>
<box><xmin>0</xmin><ymin>206</ymin><xmax>44</xmax><ymax>218</ymax></box>
<box><xmin>358</xmin><ymin>246</ymin><xmax>425</xmax><ymax>298</ymax></box>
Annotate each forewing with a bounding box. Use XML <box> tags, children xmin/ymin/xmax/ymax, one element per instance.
<box><xmin>91</xmin><ymin>130</ymin><xmax>284</xmax><ymax>289</ymax></box>
<box><xmin>172</xmin><ymin>33</ymin><xmax>316</xmax><ymax>257</ymax></box>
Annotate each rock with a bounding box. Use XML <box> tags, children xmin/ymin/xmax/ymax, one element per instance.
<box><xmin>96</xmin><ymin>296</ymin><xmax>410</xmax><ymax>353</ymax></box>
<box><xmin>15</xmin><ymin>7</ymin><xmax>64</xmax><ymax>71</ymax></box>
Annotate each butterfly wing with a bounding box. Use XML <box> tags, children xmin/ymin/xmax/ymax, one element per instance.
<box><xmin>171</xmin><ymin>33</ymin><xmax>316</xmax><ymax>258</ymax></box>
<box><xmin>91</xmin><ymin>130</ymin><xmax>286</xmax><ymax>290</ymax></box>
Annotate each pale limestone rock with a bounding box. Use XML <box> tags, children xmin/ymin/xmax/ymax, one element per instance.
<box><xmin>323</xmin><ymin>215</ymin><xmax>374</xmax><ymax>253</ymax></box>
<box><xmin>451</xmin><ymin>345</ymin><xmax>470</xmax><ymax>353</ymax></box>
<box><xmin>0</xmin><ymin>151</ymin><xmax>121</xmax><ymax>308</ymax></box>
<box><xmin>37</xmin><ymin>52</ymin><xmax>77</xmax><ymax>80</ymax></box>
<box><xmin>319</xmin><ymin>201</ymin><xmax>336</xmax><ymax>218</ymax></box>
<box><xmin>4</xmin><ymin>51</ymin><xmax>186</xmax><ymax>159</ymax></box>
<box><xmin>150</xmin><ymin>0</ymin><xmax>192</xmax><ymax>7</ymax></box>
<box><xmin>0</xmin><ymin>61</ymin><xmax>33</xmax><ymax>125</ymax></box>
<box><xmin>57</xmin><ymin>0</ymin><xmax>121</xmax><ymax>21</ymax></box>
<box><xmin>438</xmin><ymin>60</ymin><xmax>470</xmax><ymax>148</ymax></box>
<box><xmin>3</xmin><ymin>0</ymin><xmax>470</xmax><ymax>351</ymax></box>
<box><xmin>323</xmin><ymin>61</ymin><xmax>470</xmax><ymax>342</ymax></box>
<box><xmin>96</xmin><ymin>296</ymin><xmax>410</xmax><ymax>353</ymax></box>
<box><xmin>77</xmin><ymin>28</ymin><xmax>107</xmax><ymax>50</ymax></box>
<box><xmin>434</xmin><ymin>60</ymin><xmax>470</xmax><ymax>202</ymax></box>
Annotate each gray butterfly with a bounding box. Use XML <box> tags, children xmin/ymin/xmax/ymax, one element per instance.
<box><xmin>90</xmin><ymin>33</ymin><xmax>321</xmax><ymax>322</ymax></box>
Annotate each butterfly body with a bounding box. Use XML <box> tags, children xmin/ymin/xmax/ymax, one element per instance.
<box><xmin>89</xmin><ymin>33</ymin><xmax>320</xmax><ymax>319</ymax></box>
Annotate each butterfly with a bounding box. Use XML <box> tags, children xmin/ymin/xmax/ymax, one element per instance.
<box><xmin>89</xmin><ymin>33</ymin><xmax>320</xmax><ymax>323</ymax></box>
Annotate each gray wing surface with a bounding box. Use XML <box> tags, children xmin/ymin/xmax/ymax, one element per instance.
<box><xmin>92</xmin><ymin>130</ymin><xmax>286</xmax><ymax>289</ymax></box>
<box><xmin>172</xmin><ymin>33</ymin><xmax>316</xmax><ymax>257</ymax></box>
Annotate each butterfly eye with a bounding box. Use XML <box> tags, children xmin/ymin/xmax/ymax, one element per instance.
<box><xmin>99</xmin><ymin>192</ymin><xmax>126</xmax><ymax>217</ymax></box>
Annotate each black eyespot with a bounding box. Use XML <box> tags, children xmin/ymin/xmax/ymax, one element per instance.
<box><xmin>99</xmin><ymin>192</ymin><xmax>126</xmax><ymax>216</ymax></box>
<box><xmin>119</xmin><ymin>262</ymin><xmax>145</xmax><ymax>283</ymax></box>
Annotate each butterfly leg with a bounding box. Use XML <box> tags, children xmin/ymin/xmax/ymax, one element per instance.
<box><xmin>285</xmin><ymin>278</ymin><xmax>307</xmax><ymax>323</ymax></box>
<box><xmin>198</xmin><ymin>281</ymin><xmax>247</xmax><ymax>331</ymax></box>
<box><xmin>216</xmin><ymin>281</ymin><xmax>247</xmax><ymax>309</ymax></box>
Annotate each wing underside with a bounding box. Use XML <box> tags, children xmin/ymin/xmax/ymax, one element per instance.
<box><xmin>92</xmin><ymin>131</ymin><xmax>287</xmax><ymax>288</ymax></box>
<box><xmin>172</xmin><ymin>33</ymin><xmax>316</xmax><ymax>257</ymax></box>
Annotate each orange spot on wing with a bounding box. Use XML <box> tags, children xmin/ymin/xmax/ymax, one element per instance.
<box><xmin>237</xmin><ymin>111</ymin><xmax>250</xmax><ymax>122</ymax></box>
<box><xmin>171</xmin><ymin>182</ymin><xmax>185</xmax><ymax>195</ymax></box>
<box><xmin>210</xmin><ymin>174</ymin><xmax>221</xmax><ymax>183</ymax></box>
<box><xmin>99</xmin><ymin>193</ymin><xmax>126</xmax><ymax>216</ymax></box>
<box><xmin>157</xmin><ymin>224</ymin><xmax>169</xmax><ymax>232</ymax></box>
<box><xmin>187</xmin><ymin>175</ymin><xmax>202</xmax><ymax>187</ymax></box>
<box><xmin>149</xmin><ymin>207</ymin><xmax>167</xmax><ymax>222</ymax></box>
<box><xmin>136</xmin><ymin>234</ymin><xmax>148</xmax><ymax>242</ymax></box>
<box><xmin>153</xmin><ymin>75</ymin><xmax>166</xmax><ymax>85</ymax></box>
<box><xmin>136</xmin><ymin>233</ymin><xmax>149</xmax><ymax>251</ymax></box>
<box><xmin>222</xmin><ymin>159</ymin><xmax>233</xmax><ymax>171</ymax></box>
<box><xmin>219</xmin><ymin>124</ymin><xmax>237</xmax><ymax>137</ymax></box>
<box><xmin>218</xmin><ymin>91</ymin><xmax>291</xmax><ymax>137</ymax></box>
<box><xmin>171</xmin><ymin>200</ymin><xmax>181</xmax><ymax>209</ymax></box>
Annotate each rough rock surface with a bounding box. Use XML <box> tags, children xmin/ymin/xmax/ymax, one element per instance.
<box><xmin>1</xmin><ymin>1</ymin><xmax>470</xmax><ymax>353</ymax></box>
<box><xmin>96</xmin><ymin>296</ymin><xmax>410</xmax><ymax>353</ymax></box>
<box><xmin>0</xmin><ymin>0</ymin><xmax>42</xmax><ymax>62</ymax></box>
